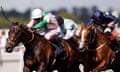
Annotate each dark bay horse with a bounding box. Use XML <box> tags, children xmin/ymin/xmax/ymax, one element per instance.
<box><xmin>76</xmin><ymin>24</ymin><xmax>115</xmax><ymax>72</ymax></box>
<box><xmin>5</xmin><ymin>22</ymin><xmax>80</xmax><ymax>72</ymax></box>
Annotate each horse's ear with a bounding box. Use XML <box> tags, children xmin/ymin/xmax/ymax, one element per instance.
<box><xmin>75</xmin><ymin>28</ymin><xmax>80</xmax><ymax>37</ymax></box>
<box><xmin>87</xmin><ymin>23</ymin><xmax>95</xmax><ymax>30</ymax></box>
<box><xmin>20</xmin><ymin>23</ymin><xmax>28</xmax><ymax>30</ymax></box>
<box><xmin>9</xmin><ymin>22</ymin><xmax>14</xmax><ymax>27</ymax></box>
<box><xmin>19</xmin><ymin>23</ymin><xmax>23</xmax><ymax>28</ymax></box>
<box><xmin>91</xmin><ymin>24</ymin><xmax>95</xmax><ymax>30</ymax></box>
<box><xmin>11</xmin><ymin>22</ymin><xmax>15</xmax><ymax>25</ymax></box>
<box><xmin>80</xmin><ymin>22</ymin><xmax>87</xmax><ymax>30</ymax></box>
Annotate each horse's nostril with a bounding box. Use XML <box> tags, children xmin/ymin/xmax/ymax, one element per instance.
<box><xmin>6</xmin><ymin>47</ymin><xmax>13</xmax><ymax>53</ymax></box>
<box><xmin>79</xmin><ymin>47</ymin><xmax>85</xmax><ymax>52</ymax></box>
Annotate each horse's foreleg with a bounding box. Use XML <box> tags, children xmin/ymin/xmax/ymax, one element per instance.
<box><xmin>92</xmin><ymin>60</ymin><xmax>108</xmax><ymax>72</ymax></box>
<box><xmin>37</xmin><ymin>62</ymin><xmax>46</xmax><ymax>72</ymax></box>
<box><xmin>23</xmin><ymin>66</ymin><xmax>31</xmax><ymax>72</ymax></box>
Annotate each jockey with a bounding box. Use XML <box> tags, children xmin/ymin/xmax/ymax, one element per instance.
<box><xmin>56</xmin><ymin>16</ymin><xmax>79</xmax><ymax>50</ymax></box>
<box><xmin>57</xmin><ymin>17</ymin><xmax>77</xmax><ymax>39</ymax></box>
<box><xmin>27</xmin><ymin>8</ymin><xmax>65</xmax><ymax>56</ymax></box>
<box><xmin>63</xmin><ymin>18</ymin><xmax>79</xmax><ymax>49</ymax></box>
<box><xmin>87</xmin><ymin>10</ymin><xmax>119</xmax><ymax>53</ymax></box>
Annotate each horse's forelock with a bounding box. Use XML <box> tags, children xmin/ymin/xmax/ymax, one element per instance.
<box><xmin>9</xmin><ymin>22</ymin><xmax>19</xmax><ymax>27</ymax></box>
<box><xmin>81</xmin><ymin>23</ymin><xmax>86</xmax><ymax>29</ymax></box>
<box><xmin>87</xmin><ymin>24</ymin><xmax>96</xmax><ymax>32</ymax></box>
<box><xmin>9</xmin><ymin>22</ymin><xmax>28</xmax><ymax>30</ymax></box>
<box><xmin>21</xmin><ymin>24</ymin><xmax>28</xmax><ymax>30</ymax></box>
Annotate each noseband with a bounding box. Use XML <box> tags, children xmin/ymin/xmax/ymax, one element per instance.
<box><xmin>7</xmin><ymin>30</ymin><xmax>35</xmax><ymax>45</ymax></box>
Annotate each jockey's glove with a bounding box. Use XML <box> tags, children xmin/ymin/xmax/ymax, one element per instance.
<box><xmin>31</xmin><ymin>27</ymin><xmax>37</xmax><ymax>32</ymax></box>
<box><xmin>105</xmin><ymin>32</ymin><xmax>115</xmax><ymax>41</ymax></box>
<box><xmin>105</xmin><ymin>32</ymin><xmax>111</xmax><ymax>37</ymax></box>
<box><xmin>110</xmin><ymin>33</ymin><xmax>115</xmax><ymax>41</ymax></box>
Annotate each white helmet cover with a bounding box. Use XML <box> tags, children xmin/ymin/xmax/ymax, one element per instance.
<box><xmin>31</xmin><ymin>8</ymin><xmax>43</xmax><ymax>19</ymax></box>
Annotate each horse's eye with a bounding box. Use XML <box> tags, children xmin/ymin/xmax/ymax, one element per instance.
<box><xmin>7</xmin><ymin>38</ymin><xmax>9</xmax><ymax>41</ymax></box>
<box><xmin>8</xmin><ymin>31</ymin><xmax>10</xmax><ymax>35</ymax></box>
<box><xmin>85</xmin><ymin>40</ymin><xmax>88</xmax><ymax>43</ymax></box>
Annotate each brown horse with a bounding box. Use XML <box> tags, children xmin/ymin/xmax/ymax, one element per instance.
<box><xmin>76</xmin><ymin>24</ymin><xmax>115</xmax><ymax>72</ymax></box>
<box><xmin>5</xmin><ymin>22</ymin><xmax>80</xmax><ymax>72</ymax></box>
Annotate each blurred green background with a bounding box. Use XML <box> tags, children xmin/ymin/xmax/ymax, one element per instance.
<box><xmin>0</xmin><ymin>6</ymin><xmax>120</xmax><ymax>29</ymax></box>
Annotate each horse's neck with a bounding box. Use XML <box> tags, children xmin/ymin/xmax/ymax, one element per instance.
<box><xmin>21</xmin><ymin>31</ymin><xmax>32</xmax><ymax>42</ymax></box>
<box><xmin>96</xmin><ymin>31</ymin><xmax>108</xmax><ymax>45</ymax></box>
<box><xmin>23</xmin><ymin>32</ymin><xmax>43</xmax><ymax>49</ymax></box>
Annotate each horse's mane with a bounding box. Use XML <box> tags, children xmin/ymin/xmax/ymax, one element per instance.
<box><xmin>91</xmin><ymin>25</ymin><xmax>108</xmax><ymax>40</ymax></box>
<box><xmin>10</xmin><ymin>22</ymin><xmax>28</xmax><ymax>30</ymax></box>
<box><xmin>81</xmin><ymin>24</ymin><xmax>109</xmax><ymax>47</ymax></box>
<box><xmin>85</xmin><ymin>24</ymin><xmax>107</xmax><ymax>39</ymax></box>
<box><xmin>81</xmin><ymin>25</ymin><xmax>115</xmax><ymax>72</ymax></box>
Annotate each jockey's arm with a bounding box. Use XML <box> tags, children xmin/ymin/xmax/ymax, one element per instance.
<box><xmin>106</xmin><ymin>15</ymin><xmax>119</xmax><ymax>24</ymax></box>
<box><xmin>63</xmin><ymin>23</ymin><xmax>77</xmax><ymax>39</ymax></box>
<box><xmin>27</xmin><ymin>20</ymin><xmax>35</xmax><ymax>28</ymax></box>
<box><xmin>34</xmin><ymin>20</ymin><xmax>47</xmax><ymax>29</ymax></box>
<box><xmin>35</xmin><ymin>13</ymin><xmax>54</xmax><ymax>29</ymax></box>
<box><xmin>87</xmin><ymin>19</ymin><xmax>94</xmax><ymax>26</ymax></box>
<box><xmin>63</xmin><ymin>29</ymin><xmax>71</xmax><ymax>39</ymax></box>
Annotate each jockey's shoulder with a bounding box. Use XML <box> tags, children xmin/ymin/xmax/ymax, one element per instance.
<box><xmin>101</xmin><ymin>23</ymin><xmax>107</xmax><ymax>27</ymax></box>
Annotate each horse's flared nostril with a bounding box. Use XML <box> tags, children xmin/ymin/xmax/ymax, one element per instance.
<box><xmin>79</xmin><ymin>47</ymin><xmax>86</xmax><ymax>52</ymax></box>
<box><xmin>5</xmin><ymin>47</ymin><xmax>13</xmax><ymax>53</ymax></box>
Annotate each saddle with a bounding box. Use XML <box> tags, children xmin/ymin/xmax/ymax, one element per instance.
<box><xmin>104</xmin><ymin>31</ymin><xmax>120</xmax><ymax>53</ymax></box>
<box><xmin>112</xmin><ymin>39</ymin><xmax>120</xmax><ymax>53</ymax></box>
<box><xmin>35</xmin><ymin>31</ymin><xmax>66</xmax><ymax>58</ymax></box>
<box><xmin>50</xmin><ymin>37</ymin><xmax>66</xmax><ymax>59</ymax></box>
<box><xmin>68</xmin><ymin>37</ymin><xmax>79</xmax><ymax>51</ymax></box>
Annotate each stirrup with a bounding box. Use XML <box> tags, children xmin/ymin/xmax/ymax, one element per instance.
<box><xmin>115</xmin><ymin>50</ymin><xmax>120</xmax><ymax>53</ymax></box>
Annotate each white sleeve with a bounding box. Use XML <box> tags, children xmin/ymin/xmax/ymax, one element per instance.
<box><xmin>44</xmin><ymin>14</ymin><xmax>52</xmax><ymax>23</ymax></box>
<box><xmin>64</xmin><ymin>19</ymin><xmax>77</xmax><ymax>30</ymax></box>
<box><xmin>104</xmin><ymin>28</ymin><xmax>112</xmax><ymax>33</ymax></box>
<box><xmin>27</xmin><ymin>20</ymin><xmax>35</xmax><ymax>28</ymax></box>
<box><xmin>63</xmin><ymin>29</ymin><xmax>72</xmax><ymax>39</ymax></box>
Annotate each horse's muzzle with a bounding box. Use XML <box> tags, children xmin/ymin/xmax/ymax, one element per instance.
<box><xmin>5</xmin><ymin>41</ymin><xmax>15</xmax><ymax>53</ymax></box>
<box><xmin>5</xmin><ymin>47</ymin><xmax>13</xmax><ymax>53</ymax></box>
<box><xmin>79</xmin><ymin>47</ymin><xmax>86</xmax><ymax>52</ymax></box>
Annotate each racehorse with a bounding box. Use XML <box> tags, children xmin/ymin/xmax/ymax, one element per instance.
<box><xmin>76</xmin><ymin>24</ymin><xmax>115</xmax><ymax>72</ymax></box>
<box><xmin>5</xmin><ymin>22</ymin><xmax>80</xmax><ymax>72</ymax></box>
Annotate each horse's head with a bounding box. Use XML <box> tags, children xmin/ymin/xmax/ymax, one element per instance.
<box><xmin>5</xmin><ymin>22</ymin><xmax>25</xmax><ymax>52</ymax></box>
<box><xmin>77</xmin><ymin>24</ymin><xmax>96</xmax><ymax>50</ymax></box>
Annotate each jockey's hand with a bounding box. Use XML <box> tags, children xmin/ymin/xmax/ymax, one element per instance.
<box><xmin>110</xmin><ymin>33</ymin><xmax>115</xmax><ymax>41</ymax></box>
<box><xmin>105</xmin><ymin>32</ymin><xmax>111</xmax><ymax>37</ymax></box>
<box><xmin>31</xmin><ymin>27</ymin><xmax>37</xmax><ymax>32</ymax></box>
<box><xmin>105</xmin><ymin>32</ymin><xmax>115</xmax><ymax>41</ymax></box>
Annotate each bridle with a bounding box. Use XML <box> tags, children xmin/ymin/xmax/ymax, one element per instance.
<box><xmin>23</xmin><ymin>31</ymin><xmax>35</xmax><ymax>44</ymax></box>
<box><xmin>86</xmin><ymin>29</ymin><xmax>109</xmax><ymax>51</ymax></box>
<box><xmin>96</xmin><ymin>41</ymin><xmax>109</xmax><ymax>50</ymax></box>
<box><xmin>7</xmin><ymin>28</ymin><xmax>35</xmax><ymax>45</ymax></box>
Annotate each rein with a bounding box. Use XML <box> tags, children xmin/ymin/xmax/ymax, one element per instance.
<box><xmin>7</xmin><ymin>31</ymin><xmax>35</xmax><ymax>45</ymax></box>
<box><xmin>86</xmin><ymin>41</ymin><xmax>109</xmax><ymax>51</ymax></box>
<box><xmin>96</xmin><ymin>41</ymin><xmax>109</xmax><ymax>50</ymax></box>
<box><xmin>23</xmin><ymin>31</ymin><xmax>35</xmax><ymax>44</ymax></box>
<box><xmin>86</xmin><ymin>28</ymin><xmax>109</xmax><ymax>51</ymax></box>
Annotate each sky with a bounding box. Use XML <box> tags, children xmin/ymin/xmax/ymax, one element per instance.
<box><xmin>0</xmin><ymin>0</ymin><xmax>120</xmax><ymax>13</ymax></box>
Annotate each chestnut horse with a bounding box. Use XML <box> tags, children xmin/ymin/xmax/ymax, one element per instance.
<box><xmin>5</xmin><ymin>22</ymin><xmax>80</xmax><ymax>72</ymax></box>
<box><xmin>76</xmin><ymin>24</ymin><xmax>115</xmax><ymax>72</ymax></box>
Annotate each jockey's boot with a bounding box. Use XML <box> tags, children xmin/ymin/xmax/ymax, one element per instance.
<box><xmin>50</xmin><ymin>37</ymin><xmax>66</xmax><ymax>58</ymax></box>
<box><xmin>111</xmin><ymin>39</ymin><xmax>120</xmax><ymax>53</ymax></box>
<box><xmin>69</xmin><ymin>37</ymin><xmax>80</xmax><ymax>51</ymax></box>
